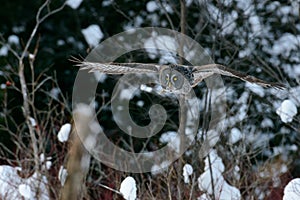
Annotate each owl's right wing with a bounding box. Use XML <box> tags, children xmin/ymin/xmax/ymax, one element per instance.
<box><xmin>71</xmin><ymin>57</ymin><xmax>161</xmax><ymax>74</ymax></box>
<box><xmin>192</xmin><ymin>64</ymin><xmax>285</xmax><ymax>90</ymax></box>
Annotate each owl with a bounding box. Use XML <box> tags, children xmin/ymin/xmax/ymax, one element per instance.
<box><xmin>72</xmin><ymin>58</ymin><xmax>285</xmax><ymax>94</ymax></box>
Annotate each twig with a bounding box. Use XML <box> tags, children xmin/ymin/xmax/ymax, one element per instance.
<box><xmin>8</xmin><ymin>0</ymin><xmax>66</xmax><ymax>198</ymax></box>
<box><xmin>98</xmin><ymin>183</ymin><xmax>123</xmax><ymax>195</ymax></box>
<box><xmin>177</xmin><ymin>0</ymin><xmax>187</xmax><ymax>199</ymax></box>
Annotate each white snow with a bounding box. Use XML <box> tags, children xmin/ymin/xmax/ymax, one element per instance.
<box><xmin>144</xmin><ymin>35</ymin><xmax>177</xmax><ymax>61</ymax></box>
<box><xmin>29</xmin><ymin>53</ymin><xmax>35</xmax><ymax>60</ymax></box>
<box><xmin>29</xmin><ymin>117</ymin><xmax>37</xmax><ymax>127</ymax></box>
<box><xmin>57</xmin><ymin>123</ymin><xmax>71</xmax><ymax>142</ymax></box>
<box><xmin>261</xmin><ymin>118</ymin><xmax>274</xmax><ymax>128</ymax></box>
<box><xmin>283</xmin><ymin>178</ymin><xmax>300</xmax><ymax>200</ymax></box>
<box><xmin>159</xmin><ymin>131</ymin><xmax>180</xmax><ymax>154</ymax></box>
<box><xmin>183</xmin><ymin>164</ymin><xmax>193</xmax><ymax>184</ymax></box>
<box><xmin>249</xmin><ymin>15</ymin><xmax>262</xmax><ymax>35</ymax></box>
<box><xmin>66</xmin><ymin>0</ymin><xmax>83</xmax><ymax>9</ymax></box>
<box><xmin>197</xmin><ymin>129</ymin><xmax>220</xmax><ymax>147</ymax></box>
<box><xmin>81</xmin><ymin>24</ymin><xmax>104</xmax><ymax>47</ymax></box>
<box><xmin>289</xmin><ymin>86</ymin><xmax>300</xmax><ymax>107</ymax></box>
<box><xmin>18</xmin><ymin>184</ymin><xmax>32</xmax><ymax>199</ymax></box>
<box><xmin>40</xmin><ymin>154</ymin><xmax>52</xmax><ymax>170</ymax></box>
<box><xmin>119</xmin><ymin>86</ymin><xmax>138</xmax><ymax>100</ymax></box>
<box><xmin>0</xmin><ymin>45</ymin><xmax>8</xmax><ymax>56</ymax></box>
<box><xmin>50</xmin><ymin>87</ymin><xmax>60</xmax><ymax>100</ymax></box>
<box><xmin>140</xmin><ymin>84</ymin><xmax>153</xmax><ymax>93</ymax></box>
<box><xmin>198</xmin><ymin>150</ymin><xmax>241</xmax><ymax>200</ymax></box>
<box><xmin>198</xmin><ymin>193</ymin><xmax>211</xmax><ymax>200</ymax></box>
<box><xmin>93</xmin><ymin>72</ymin><xmax>107</xmax><ymax>83</ymax></box>
<box><xmin>8</xmin><ymin>35</ymin><xmax>20</xmax><ymax>45</ymax></box>
<box><xmin>276</xmin><ymin>99</ymin><xmax>297</xmax><ymax>123</ymax></box>
<box><xmin>137</xmin><ymin>100</ymin><xmax>144</xmax><ymax>107</ymax></box>
<box><xmin>0</xmin><ymin>165</ymin><xmax>49</xmax><ymax>199</ymax></box>
<box><xmin>58</xmin><ymin>166</ymin><xmax>68</xmax><ymax>186</ymax></box>
<box><xmin>120</xmin><ymin>176</ymin><xmax>137</xmax><ymax>200</ymax></box>
<box><xmin>151</xmin><ymin>160</ymin><xmax>170</xmax><ymax>175</ymax></box>
<box><xmin>271</xmin><ymin>33</ymin><xmax>300</xmax><ymax>57</ymax></box>
<box><xmin>229</xmin><ymin>127</ymin><xmax>242</xmax><ymax>144</ymax></box>
<box><xmin>57</xmin><ymin>39</ymin><xmax>65</xmax><ymax>46</ymax></box>
<box><xmin>146</xmin><ymin>1</ymin><xmax>158</xmax><ymax>12</ymax></box>
<box><xmin>245</xmin><ymin>82</ymin><xmax>265</xmax><ymax>97</ymax></box>
<box><xmin>1</xmin><ymin>83</ymin><xmax>6</xmax><ymax>89</ymax></box>
<box><xmin>207</xmin><ymin>4</ymin><xmax>238</xmax><ymax>35</ymax></box>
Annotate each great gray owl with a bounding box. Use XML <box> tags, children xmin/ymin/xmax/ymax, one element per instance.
<box><xmin>73</xmin><ymin>58</ymin><xmax>285</xmax><ymax>94</ymax></box>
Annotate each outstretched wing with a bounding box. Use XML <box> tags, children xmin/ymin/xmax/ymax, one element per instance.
<box><xmin>192</xmin><ymin>64</ymin><xmax>285</xmax><ymax>90</ymax></box>
<box><xmin>71</xmin><ymin>57</ymin><xmax>161</xmax><ymax>74</ymax></box>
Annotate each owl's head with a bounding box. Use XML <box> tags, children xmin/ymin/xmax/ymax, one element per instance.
<box><xmin>159</xmin><ymin>66</ymin><xmax>192</xmax><ymax>94</ymax></box>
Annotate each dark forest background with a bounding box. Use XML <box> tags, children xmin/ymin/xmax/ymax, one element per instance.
<box><xmin>0</xmin><ymin>0</ymin><xmax>299</xmax><ymax>199</ymax></box>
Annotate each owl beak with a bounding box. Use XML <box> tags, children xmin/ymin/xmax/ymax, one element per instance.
<box><xmin>167</xmin><ymin>81</ymin><xmax>172</xmax><ymax>88</ymax></box>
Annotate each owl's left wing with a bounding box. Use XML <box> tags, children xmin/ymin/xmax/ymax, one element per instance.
<box><xmin>192</xmin><ymin>64</ymin><xmax>285</xmax><ymax>90</ymax></box>
<box><xmin>71</xmin><ymin>57</ymin><xmax>161</xmax><ymax>74</ymax></box>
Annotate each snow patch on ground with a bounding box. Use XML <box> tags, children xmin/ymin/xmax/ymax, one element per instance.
<box><xmin>0</xmin><ymin>165</ymin><xmax>49</xmax><ymax>199</ymax></box>
<box><xmin>283</xmin><ymin>178</ymin><xmax>300</xmax><ymax>200</ymax></box>
<box><xmin>197</xmin><ymin>150</ymin><xmax>241</xmax><ymax>199</ymax></box>
<box><xmin>120</xmin><ymin>176</ymin><xmax>137</xmax><ymax>200</ymax></box>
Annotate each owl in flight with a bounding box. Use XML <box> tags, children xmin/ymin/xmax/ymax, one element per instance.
<box><xmin>73</xmin><ymin>58</ymin><xmax>285</xmax><ymax>94</ymax></box>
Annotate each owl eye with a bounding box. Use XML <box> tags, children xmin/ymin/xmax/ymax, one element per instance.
<box><xmin>173</xmin><ymin>76</ymin><xmax>178</xmax><ymax>81</ymax></box>
<box><xmin>165</xmin><ymin>74</ymin><xmax>170</xmax><ymax>81</ymax></box>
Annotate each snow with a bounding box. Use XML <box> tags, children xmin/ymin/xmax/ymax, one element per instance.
<box><xmin>207</xmin><ymin>4</ymin><xmax>238</xmax><ymax>35</ymax></box>
<box><xmin>249</xmin><ymin>15</ymin><xmax>262</xmax><ymax>35</ymax></box>
<box><xmin>183</xmin><ymin>164</ymin><xmax>193</xmax><ymax>184</ymax></box>
<box><xmin>146</xmin><ymin>1</ymin><xmax>158</xmax><ymax>12</ymax></box>
<box><xmin>197</xmin><ymin>129</ymin><xmax>220</xmax><ymax>147</ymax></box>
<box><xmin>29</xmin><ymin>117</ymin><xmax>37</xmax><ymax>127</ymax></box>
<box><xmin>245</xmin><ymin>82</ymin><xmax>265</xmax><ymax>97</ymax></box>
<box><xmin>276</xmin><ymin>99</ymin><xmax>297</xmax><ymax>123</ymax></box>
<box><xmin>159</xmin><ymin>131</ymin><xmax>180</xmax><ymax>154</ymax></box>
<box><xmin>58</xmin><ymin>166</ymin><xmax>68</xmax><ymax>186</ymax></box>
<box><xmin>151</xmin><ymin>160</ymin><xmax>170</xmax><ymax>175</ymax></box>
<box><xmin>283</xmin><ymin>178</ymin><xmax>300</xmax><ymax>200</ymax></box>
<box><xmin>120</xmin><ymin>176</ymin><xmax>137</xmax><ymax>200</ymax></box>
<box><xmin>289</xmin><ymin>86</ymin><xmax>300</xmax><ymax>107</ymax></box>
<box><xmin>137</xmin><ymin>100</ymin><xmax>144</xmax><ymax>107</ymax></box>
<box><xmin>8</xmin><ymin>35</ymin><xmax>19</xmax><ymax>45</ymax></box>
<box><xmin>12</xmin><ymin>26</ymin><xmax>25</xmax><ymax>33</ymax></box>
<box><xmin>144</xmin><ymin>35</ymin><xmax>178</xmax><ymax>62</ymax></box>
<box><xmin>66</xmin><ymin>0</ymin><xmax>83</xmax><ymax>9</ymax></box>
<box><xmin>198</xmin><ymin>193</ymin><xmax>211</xmax><ymax>200</ymax></box>
<box><xmin>236</xmin><ymin>0</ymin><xmax>253</xmax><ymax>15</ymax></box>
<box><xmin>271</xmin><ymin>33</ymin><xmax>300</xmax><ymax>57</ymax></box>
<box><xmin>29</xmin><ymin>53</ymin><xmax>35</xmax><ymax>60</ymax></box>
<box><xmin>119</xmin><ymin>86</ymin><xmax>139</xmax><ymax>100</ymax></box>
<box><xmin>50</xmin><ymin>87</ymin><xmax>60</xmax><ymax>100</ymax></box>
<box><xmin>0</xmin><ymin>83</ymin><xmax>6</xmax><ymax>89</ymax></box>
<box><xmin>198</xmin><ymin>150</ymin><xmax>241</xmax><ymax>200</ymax></box>
<box><xmin>0</xmin><ymin>165</ymin><xmax>49</xmax><ymax>199</ymax></box>
<box><xmin>261</xmin><ymin>118</ymin><xmax>274</xmax><ymax>128</ymax></box>
<box><xmin>0</xmin><ymin>45</ymin><xmax>8</xmax><ymax>56</ymax></box>
<box><xmin>81</xmin><ymin>24</ymin><xmax>104</xmax><ymax>47</ymax></box>
<box><xmin>40</xmin><ymin>154</ymin><xmax>52</xmax><ymax>170</ymax></box>
<box><xmin>229</xmin><ymin>127</ymin><xmax>242</xmax><ymax>144</ymax></box>
<box><xmin>93</xmin><ymin>72</ymin><xmax>107</xmax><ymax>83</ymax></box>
<box><xmin>57</xmin><ymin>123</ymin><xmax>71</xmax><ymax>142</ymax></box>
<box><xmin>18</xmin><ymin>184</ymin><xmax>32</xmax><ymax>199</ymax></box>
<box><xmin>57</xmin><ymin>39</ymin><xmax>65</xmax><ymax>46</ymax></box>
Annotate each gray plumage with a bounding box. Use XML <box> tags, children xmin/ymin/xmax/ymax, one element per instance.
<box><xmin>72</xmin><ymin>58</ymin><xmax>285</xmax><ymax>93</ymax></box>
